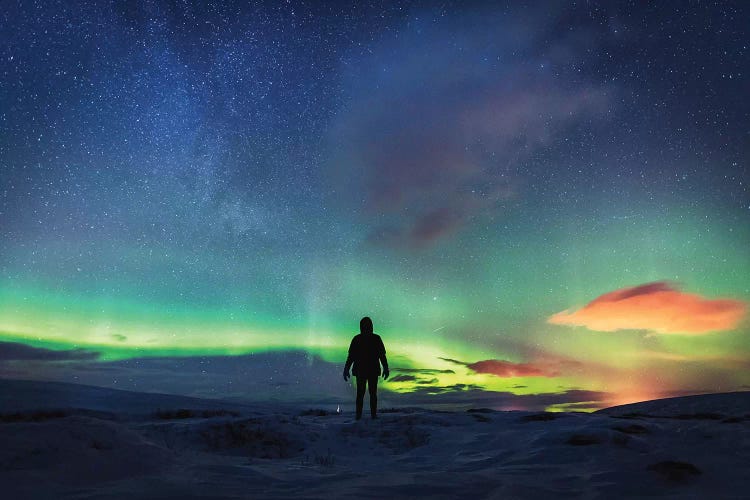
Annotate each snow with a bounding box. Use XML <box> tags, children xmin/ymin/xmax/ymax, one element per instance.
<box><xmin>597</xmin><ymin>390</ymin><xmax>750</xmax><ymax>418</ymax></box>
<box><xmin>1</xmin><ymin>379</ymin><xmax>748</xmax><ymax>498</ymax></box>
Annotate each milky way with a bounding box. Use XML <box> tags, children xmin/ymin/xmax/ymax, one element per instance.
<box><xmin>1</xmin><ymin>1</ymin><xmax>748</xmax><ymax>410</ymax></box>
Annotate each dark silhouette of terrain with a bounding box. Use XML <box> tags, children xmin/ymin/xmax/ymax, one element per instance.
<box><xmin>0</xmin><ymin>379</ymin><xmax>748</xmax><ymax>498</ymax></box>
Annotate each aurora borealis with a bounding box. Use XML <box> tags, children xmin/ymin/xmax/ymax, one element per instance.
<box><xmin>1</xmin><ymin>1</ymin><xmax>748</xmax><ymax>411</ymax></box>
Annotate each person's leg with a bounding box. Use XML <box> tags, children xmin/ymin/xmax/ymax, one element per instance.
<box><xmin>368</xmin><ymin>375</ymin><xmax>378</xmax><ymax>418</ymax></box>
<box><xmin>355</xmin><ymin>376</ymin><xmax>366</xmax><ymax>420</ymax></box>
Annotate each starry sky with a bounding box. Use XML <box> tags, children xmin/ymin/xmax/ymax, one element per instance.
<box><xmin>1</xmin><ymin>1</ymin><xmax>748</xmax><ymax>411</ymax></box>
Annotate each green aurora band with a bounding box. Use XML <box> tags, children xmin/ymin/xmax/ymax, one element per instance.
<box><xmin>2</xmin><ymin>207</ymin><xmax>748</xmax><ymax>410</ymax></box>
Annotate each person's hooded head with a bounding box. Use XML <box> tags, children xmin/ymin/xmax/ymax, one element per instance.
<box><xmin>360</xmin><ymin>316</ymin><xmax>373</xmax><ymax>335</ymax></box>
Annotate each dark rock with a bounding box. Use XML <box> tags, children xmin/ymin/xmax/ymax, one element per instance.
<box><xmin>612</xmin><ymin>424</ymin><xmax>649</xmax><ymax>434</ymax></box>
<box><xmin>566</xmin><ymin>434</ymin><xmax>603</xmax><ymax>446</ymax></box>
<box><xmin>521</xmin><ymin>412</ymin><xmax>558</xmax><ymax>422</ymax></box>
<box><xmin>647</xmin><ymin>461</ymin><xmax>701</xmax><ymax>481</ymax></box>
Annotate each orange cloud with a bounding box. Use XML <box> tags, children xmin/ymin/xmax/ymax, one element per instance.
<box><xmin>548</xmin><ymin>281</ymin><xmax>747</xmax><ymax>334</ymax></box>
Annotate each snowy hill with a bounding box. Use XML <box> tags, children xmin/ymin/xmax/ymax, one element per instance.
<box><xmin>597</xmin><ymin>391</ymin><xmax>750</xmax><ymax>418</ymax></box>
<box><xmin>0</xmin><ymin>378</ymin><xmax>260</xmax><ymax>415</ymax></box>
<box><xmin>1</xmin><ymin>379</ymin><xmax>748</xmax><ymax>498</ymax></box>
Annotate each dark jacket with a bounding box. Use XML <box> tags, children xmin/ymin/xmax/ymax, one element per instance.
<box><xmin>344</xmin><ymin>333</ymin><xmax>388</xmax><ymax>377</ymax></box>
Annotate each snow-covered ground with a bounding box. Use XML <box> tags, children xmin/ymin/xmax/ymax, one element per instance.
<box><xmin>1</xmin><ymin>379</ymin><xmax>748</xmax><ymax>499</ymax></box>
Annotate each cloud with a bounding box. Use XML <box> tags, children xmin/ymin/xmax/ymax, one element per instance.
<box><xmin>390</xmin><ymin>386</ymin><xmax>613</xmax><ymax>411</ymax></box>
<box><xmin>548</xmin><ymin>281</ymin><xmax>747</xmax><ymax>334</ymax></box>
<box><xmin>0</xmin><ymin>341</ymin><xmax>100</xmax><ymax>361</ymax></box>
<box><xmin>0</xmin><ymin>339</ymin><xmax>627</xmax><ymax>411</ymax></box>
<box><xmin>398</xmin><ymin>383</ymin><xmax>485</xmax><ymax>397</ymax></box>
<box><xmin>439</xmin><ymin>356</ymin><xmax>558</xmax><ymax>378</ymax></box>
<box><xmin>332</xmin><ymin>9</ymin><xmax>611</xmax><ymax>248</ymax></box>
<box><xmin>408</xmin><ymin>207</ymin><xmax>466</xmax><ymax>245</ymax></box>
<box><xmin>546</xmin><ymin>401</ymin><xmax>603</xmax><ymax>412</ymax></box>
<box><xmin>393</xmin><ymin>368</ymin><xmax>455</xmax><ymax>375</ymax></box>
<box><xmin>0</xmin><ymin>338</ymin><xmax>614</xmax><ymax>410</ymax></box>
<box><xmin>389</xmin><ymin>372</ymin><xmax>441</xmax><ymax>385</ymax></box>
<box><xmin>439</xmin><ymin>357</ymin><xmax>468</xmax><ymax>366</ymax></box>
<box><xmin>467</xmin><ymin>360</ymin><xmax>557</xmax><ymax>378</ymax></box>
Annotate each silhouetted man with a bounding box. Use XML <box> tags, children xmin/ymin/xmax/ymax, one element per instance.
<box><xmin>343</xmin><ymin>316</ymin><xmax>389</xmax><ymax>420</ymax></box>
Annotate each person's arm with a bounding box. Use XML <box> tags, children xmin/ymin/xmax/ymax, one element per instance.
<box><xmin>378</xmin><ymin>336</ymin><xmax>389</xmax><ymax>380</ymax></box>
<box><xmin>343</xmin><ymin>337</ymin><xmax>355</xmax><ymax>381</ymax></box>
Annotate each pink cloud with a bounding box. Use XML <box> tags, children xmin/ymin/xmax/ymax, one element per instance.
<box><xmin>440</xmin><ymin>357</ymin><xmax>558</xmax><ymax>378</ymax></box>
<box><xmin>548</xmin><ymin>281</ymin><xmax>747</xmax><ymax>334</ymax></box>
<box><xmin>467</xmin><ymin>359</ymin><xmax>558</xmax><ymax>378</ymax></box>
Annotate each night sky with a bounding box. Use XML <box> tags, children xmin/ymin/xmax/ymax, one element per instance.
<box><xmin>1</xmin><ymin>1</ymin><xmax>748</xmax><ymax>411</ymax></box>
